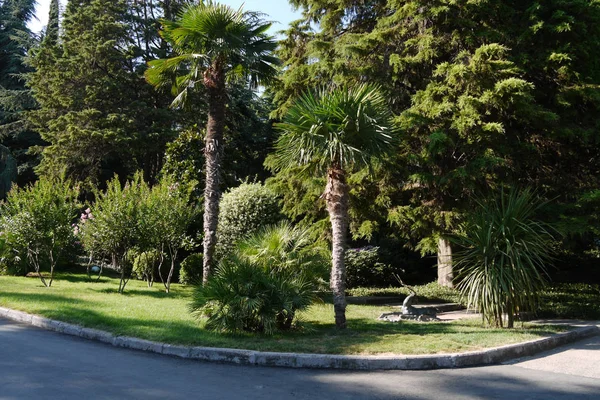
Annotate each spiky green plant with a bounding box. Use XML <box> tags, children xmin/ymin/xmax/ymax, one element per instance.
<box><xmin>235</xmin><ymin>221</ymin><xmax>329</xmax><ymax>282</ymax></box>
<box><xmin>189</xmin><ymin>256</ymin><xmax>318</xmax><ymax>334</ymax></box>
<box><xmin>454</xmin><ymin>189</ymin><xmax>557</xmax><ymax>328</ymax></box>
<box><xmin>189</xmin><ymin>223</ymin><xmax>325</xmax><ymax>334</ymax></box>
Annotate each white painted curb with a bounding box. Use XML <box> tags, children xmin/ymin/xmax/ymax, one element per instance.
<box><xmin>1</xmin><ymin>307</ymin><xmax>597</xmax><ymax>370</ymax></box>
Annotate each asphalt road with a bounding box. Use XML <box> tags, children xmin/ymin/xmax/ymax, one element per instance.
<box><xmin>1</xmin><ymin>317</ymin><xmax>599</xmax><ymax>399</ymax></box>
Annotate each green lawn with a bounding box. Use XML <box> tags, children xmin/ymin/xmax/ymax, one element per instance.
<box><xmin>0</xmin><ymin>272</ymin><xmax>569</xmax><ymax>355</ymax></box>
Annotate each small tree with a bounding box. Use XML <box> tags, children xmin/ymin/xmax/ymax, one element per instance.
<box><xmin>80</xmin><ymin>174</ymin><xmax>149</xmax><ymax>293</ymax></box>
<box><xmin>143</xmin><ymin>177</ymin><xmax>196</xmax><ymax>293</ymax></box>
<box><xmin>0</xmin><ymin>177</ymin><xmax>79</xmax><ymax>286</ymax></box>
<box><xmin>454</xmin><ymin>189</ymin><xmax>557</xmax><ymax>328</ymax></box>
<box><xmin>267</xmin><ymin>84</ymin><xmax>397</xmax><ymax>328</ymax></box>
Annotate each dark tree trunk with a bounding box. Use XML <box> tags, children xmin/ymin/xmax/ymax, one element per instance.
<box><xmin>202</xmin><ymin>66</ymin><xmax>226</xmax><ymax>285</ymax></box>
<box><xmin>325</xmin><ymin>166</ymin><xmax>349</xmax><ymax>329</ymax></box>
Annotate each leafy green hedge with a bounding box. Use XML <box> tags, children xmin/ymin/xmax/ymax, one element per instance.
<box><xmin>538</xmin><ymin>283</ymin><xmax>600</xmax><ymax>320</ymax></box>
<box><xmin>347</xmin><ymin>282</ymin><xmax>463</xmax><ymax>305</ymax></box>
<box><xmin>348</xmin><ymin>282</ymin><xmax>600</xmax><ymax>320</ymax></box>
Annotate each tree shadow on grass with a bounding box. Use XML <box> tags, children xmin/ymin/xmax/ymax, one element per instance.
<box><xmin>90</xmin><ymin>287</ymin><xmax>191</xmax><ymax>300</ymax></box>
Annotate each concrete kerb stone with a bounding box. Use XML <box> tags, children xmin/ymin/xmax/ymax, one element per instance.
<box><xmin>1</xmin><ymin>306</ymin><xmax>598</xmax><ymax>370</ymax></box>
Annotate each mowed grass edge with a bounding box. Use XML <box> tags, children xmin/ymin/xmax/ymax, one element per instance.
<box><xmin>0</xmin><ymin>273</ymin><xmax>569</xmax><ymax>355</ymax></box>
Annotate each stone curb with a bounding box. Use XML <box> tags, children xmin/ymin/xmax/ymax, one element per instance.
<box><xmin>1</xmin><ymin>306</ymin><xmax>598</xmax><ymax>370</ymax></box>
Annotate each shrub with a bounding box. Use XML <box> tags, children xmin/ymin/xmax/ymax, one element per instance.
<box><xmin>0</xmin><ymin>177</ymin><xmax>79</xmax><ymax>286</ymax></box>
<box><xmin>179</xmin><ymin>253</ymin><xmax>203</xmax><ymax>285</ymax></box>
<box><xmin>347</xmin><ymin>282</ymin><xmax>463</xmax><ymax>304</ymax></box>
<box><xmin>132</xmin><ymin>249</ymin><xmax>162</xmax><ymax>287</ymax></box>
<box><xmin>454</xmin><ymin>189</ymin><xmax>557</xmax><ymax>328</ymax></box>
<box><xmin>79</xmin><ymin>174</ymin><xmax>149</xmax><ymax>293</ymax></box>
<box><xmin>216</xmin><ymin>182</ymin><xmax>282</xmax><ymax>258</ymax></box>
<box><xmin>142</xmin><ymin>177</ymin><xmax>196</xmax><ymax>293</ymax></box>
<box><xmin>190</xmin><ymin>256</ymin><xmax>318</xmax><ymax>334</ymax></box>
<box><xmin>191</xmin><ymin>223</ymin><xmax>325</xmax><ymax>334</ymax></box>
<box><xmin>236</xmin><ymin>221</ymin><xmax>329</xmax><ymax>284</ymax></box>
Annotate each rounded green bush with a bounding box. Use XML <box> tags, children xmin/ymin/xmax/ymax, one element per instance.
<box><xmin>216</xmin><ymin>182</ymin><xmax>282</xmax><ymax>258</ymax></box>
<box><xmin>179</xmin><ymin>253</ymin><xmax>203</xmax><ymax>285</ymax></box>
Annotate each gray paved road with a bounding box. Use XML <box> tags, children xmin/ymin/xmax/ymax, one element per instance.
<box><xmin>1</xmin><ymin>317</ymin><xmax>599</xmax><ymax>399</ymax></box>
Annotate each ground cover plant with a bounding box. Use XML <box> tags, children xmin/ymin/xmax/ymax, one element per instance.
<box><xmin>0</xmin><ymin>272</ymin><xmax>570</xmax><ymax>355</ymax></box>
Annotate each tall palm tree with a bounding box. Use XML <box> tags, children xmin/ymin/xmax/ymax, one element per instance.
<box><xmin>268</xmin><ymin>84</ymin><xmax>397</xmax><ymax>328</ymax></box>
<box><xmin>145</xmin><ymin>1</ymin><xmax>278</xmax><ymax>283</ymax></box>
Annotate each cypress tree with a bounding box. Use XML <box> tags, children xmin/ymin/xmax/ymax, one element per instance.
<box><xmin>0</xmin><ymin>0</ymin><xmax>41</xmax><ymax>187</ymax></box>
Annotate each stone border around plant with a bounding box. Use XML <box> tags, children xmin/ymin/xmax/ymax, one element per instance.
<box><xmin>1</xmin><ymin>306</ymin><xmax>598</xmax><ymax>370</ymax></box>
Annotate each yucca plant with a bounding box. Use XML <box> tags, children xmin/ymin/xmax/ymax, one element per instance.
<box><xmin>454</xmin><ymin>189</ymin><xmax>557</xmax><ymax>328</ymax></box>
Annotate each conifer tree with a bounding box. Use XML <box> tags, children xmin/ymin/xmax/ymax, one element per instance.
<box><xmin>273</xmin><ymin>0</ymin><xmax>600</xmax><ymax>286</ymax></box>
<box><xmin>0</xmin><ymin>0</ymin><xmax>41</xmax><ymax>187</ymax></box>
<box><xmin>28</xmin><ymin>0</ymin><xmax>180</xmax><ymax>185</ymax></box>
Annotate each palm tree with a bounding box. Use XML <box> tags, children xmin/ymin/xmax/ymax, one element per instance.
<box><xmin>268</xmin><ymin>84</ymin><xmax>397</xmax><ymax>328</ymax></box>
<box><xmin>145</xmin><ymin>1</ymin><xmax>278</xmax><ymax>284</ymax></box>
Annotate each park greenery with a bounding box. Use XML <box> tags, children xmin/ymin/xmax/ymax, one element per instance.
<box><xmin>0</xmin><ymin>0</ymin><xmax>599</xmax><ymax>344</ymax></box>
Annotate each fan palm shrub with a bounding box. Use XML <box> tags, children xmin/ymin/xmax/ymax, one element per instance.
<box><xmin>454</xmin><ymin>189</ymin><xmax>557</xmax><ymax>328</ymax></box>
<box><xmin>190</xmin><ymin>222</ymin><xmax>325</xmax><ymax>334</ymax></box>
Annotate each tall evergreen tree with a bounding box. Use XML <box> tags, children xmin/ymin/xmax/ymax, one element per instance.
<box><xmin>273</xmin><ymin>0</ymin><xmax>600</xmax><ymax>286</ymax></box>
<box><xmin>0</xmin><ymin>0</ymin><xmax>41</xmax><ymax>187</ymax></box>
<box><xmin>27</xmin><ymin>0</ymin><xmax>183</xmax><ymax>186</ymax></box>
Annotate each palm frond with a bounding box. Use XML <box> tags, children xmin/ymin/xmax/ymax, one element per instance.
<box><xmin>270</xmin><ymin>84</ymin><xmax>398</xmax><ymax>174</ymax></box>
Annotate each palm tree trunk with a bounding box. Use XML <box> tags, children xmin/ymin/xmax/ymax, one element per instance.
<box><xmin>437</xmin><ymin>236</ymin><xmax>453</xmax><ymax>288</ymax></box>
<box><xmin>202</xmin><ymin>67</ymin><xmax>226</xmax><ymax>285</ymax></box>
<box><xmin>325</xmin><ymin>166</ymin><xmax>349</xmax><ymax>329</ymax></box>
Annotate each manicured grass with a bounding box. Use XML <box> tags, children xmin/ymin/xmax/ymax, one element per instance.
<box><xmin>0</xmin><ymin>272</ymin><xmax>569</xmax><ymax>355</ymax></box>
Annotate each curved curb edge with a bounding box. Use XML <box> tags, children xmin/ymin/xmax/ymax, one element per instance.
<box><xmin>1</xmin><ymin>306</ymin><xmax>598</xmax><ymax>370</ymax></box>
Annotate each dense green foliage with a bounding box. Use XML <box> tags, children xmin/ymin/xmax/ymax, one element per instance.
<box><xmin>454</xmin><ymin>190</ymin><xmax>557</xmax><ymax>328</ymax></box>
<box><xmin>345</xmin><ymin>246</ymin><xmax>406</xmax><ymax>289</ymax></box>
<box><xmin>179</xmin><ymin>253</ymin><xmax>203</xmax><ymax>285</ymax></box>
<box><xmin>0</xmin><ymin>0</ymin><xmax>41</xmax><ymax>186</ymax></box>
<box><xmin>274</xmin><ymin>0</ymin><xmax>600</xmax><ymax>275</ymax></box>
<box><xmin>538</xmin><ymin>283</ymin><xmax>600</xmax><ymax>320</ymax></box>
<box><xmin>347</xmin><ymin>282</ymin><xmax>463</xmax><ymax>305</ymax></box>
<box><xmin>216</xmin><ymin>182</ymin><xmax>282</xmax><ymax>258</ymax></box>
<box><xmin>0</xmin><ymin>177</ymin><xmax>79</xmax><ymax>286</ymax></box>
<box><xmin>235</xmin><ymin>221</ymin><xmax>330</xmax><ymax>284</ymax></box>
<box><xmin>190</xmin><ymin>256</ymin><xmax>319</xmax><ymax>334</ymax></box>
<box><xmin>79</xmin><ymin>174</ymin><xmax>149</xmax><ymax>293</ymax></box>
<box><xmin>27</xmin><ymin>0</ymin><xmax>183</xmax><ymax>185</ymax></box>
<box><xmin>191</xmin><ymin>222</ymin><xmax>326</xmax><ymax>334</ymax></box>
<box><xmin>79</xmin><ymin>173</ymin><xmax>194</xmax><ymax>293</ymax></box>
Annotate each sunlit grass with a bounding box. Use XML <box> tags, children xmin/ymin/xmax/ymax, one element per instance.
<box><xmin>0</xmin><ymin>272</ymin><xmax>569</xmax><ymax>355</ymax></box>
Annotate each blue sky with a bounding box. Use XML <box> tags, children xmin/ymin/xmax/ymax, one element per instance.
<box><xmin>30</xmin><ymin>0</ymin><xmax>302</xmax><ymax>35</ymax></box>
